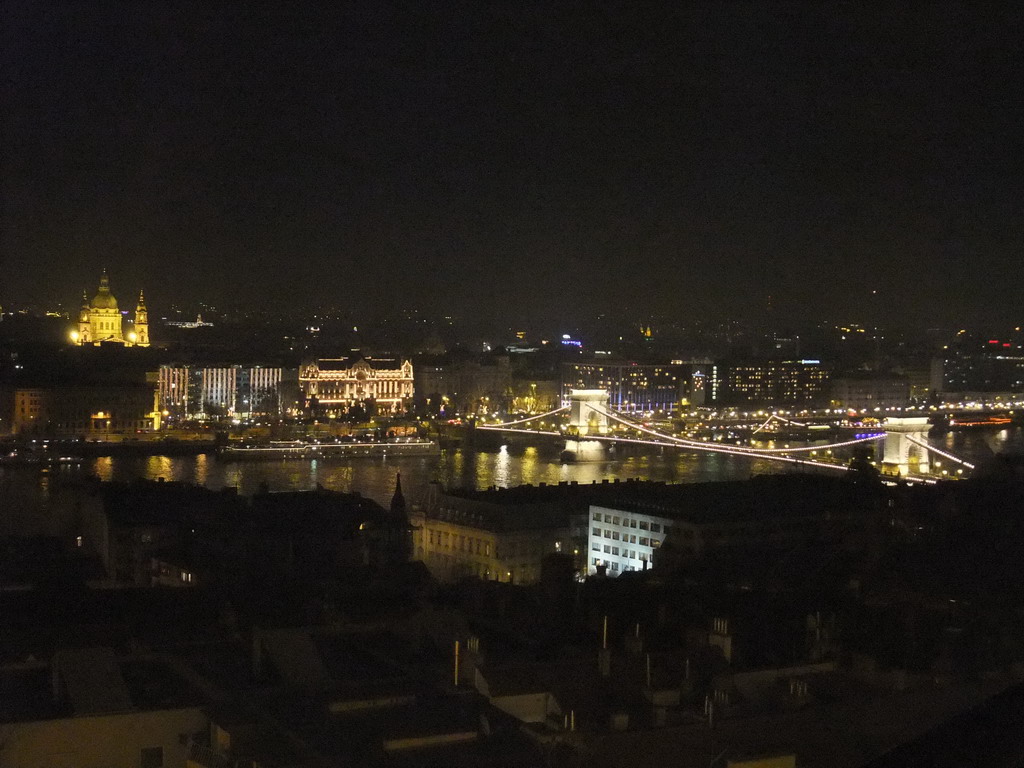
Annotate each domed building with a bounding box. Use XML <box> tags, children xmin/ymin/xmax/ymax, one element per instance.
<box><xmin>72</xmin><ymin>270</ymin><xmax>149</xmax><ymax>347</ymax></box>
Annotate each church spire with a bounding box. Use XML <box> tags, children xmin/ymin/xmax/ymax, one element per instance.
<box><xmin>386</xmin><ymin>472</ymin><xmax>411</xmax><ymax>564</ymax></box>
<box><xmin>390</xmin><ymin>472</ymin><xmax>406</xmax><ymax>516</ymax></box>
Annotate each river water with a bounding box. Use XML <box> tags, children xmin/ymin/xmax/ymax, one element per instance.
<box><xmin>2</xmin><ymin>429</ymin><xmax>1018</xmax><ymax>519</ymax></box>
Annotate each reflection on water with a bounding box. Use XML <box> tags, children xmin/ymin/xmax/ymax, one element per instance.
<box><xmin>0</xmin><ymin>429</ymin><xmax>1018</xmax><ymax>511</ymax></box>
<box><xmin>194</xmin><ymin>453</ymin><xmax>209</xmax><ymax>486</ymax></box>
<box><xmin>145</xmin><ymin>455</ymin><xmax>174</xmax><ymax>480</ymax></box>
<box><xmin>93</xmin><ymin>456</ymin><xmax>114</xmax><ymax>482</ymax></box>
<box><xmin>60</xmin><ymin>446</ymin><xmax>770</xmax><ymax>507</ymax></box>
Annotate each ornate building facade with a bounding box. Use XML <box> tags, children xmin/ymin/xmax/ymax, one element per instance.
<box><xmin>300</xmin><ymin>357</ymin><xmax>414</xmax><ymax>416</ymax></box>
<box><xmin>72</xmin><ymin>270</ymin><xmax>149</xmax><ymax>346</ymax></box>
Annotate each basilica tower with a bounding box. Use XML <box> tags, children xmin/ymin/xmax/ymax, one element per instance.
<box><xmin>77</xmin><ymin>291</ymin><xmax>92</xmax><ymax>344</ymax></box>
<box><xmin>133</xmin><ymin>291</ymin><xmax>150</xmax><ymax>347</ymax></box>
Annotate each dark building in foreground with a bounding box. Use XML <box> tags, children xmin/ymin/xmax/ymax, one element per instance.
<box><xmin>0</xmin><ymin>649</ymin><xmax>206</xmax><ymax>768</ymax></box>
<box><xmin>586</xmin><ymin>473</ymin><xmax>876</xmax><ymax>575</ymax></box>
<box><xmin>74</xmin><ymin>478</ymin><xmax>410</xmax><ymax>591</ymax></box>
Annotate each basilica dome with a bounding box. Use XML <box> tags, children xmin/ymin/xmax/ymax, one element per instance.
<box><xmin>91</xmin><ymin>272</ymin><xmax>118</xmax><ymax>309</ymax></box>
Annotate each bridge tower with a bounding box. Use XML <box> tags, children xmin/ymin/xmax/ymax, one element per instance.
<box><xmin>563</xmin><ymin>389</ymin><xmax>610</xmax><ymax>462</ymax></box>
<box><xmin>881</xmin><ymin>417</ymin><xmax>931</xmax><ymax>476</ymax></box>
<box><xmin>568</xmin><ymin>389</ymin><xmax>610</xmax><ymax>436</ymax></box>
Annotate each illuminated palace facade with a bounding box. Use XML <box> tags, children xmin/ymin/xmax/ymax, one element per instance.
<box><xmin>72</xmin><ymin>270</ymin><xmax>150</xmax><ymax>347</ymax></box>
<box><xmin>300</xmin><ymin>357</ymin><xmax>414</xmax><ymax>415</ymax></box>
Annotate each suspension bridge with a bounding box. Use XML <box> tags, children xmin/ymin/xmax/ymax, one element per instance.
<box><xmin>475</xmin><ymin>389</ymin><xmax>976</xmax><ymax>483</ymax></box>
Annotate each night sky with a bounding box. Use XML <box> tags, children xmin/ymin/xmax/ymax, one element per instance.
<box><xmin>3</xmin><ymin>2</ymin><xmax>1022</xmax><ymax>327</ymax></box>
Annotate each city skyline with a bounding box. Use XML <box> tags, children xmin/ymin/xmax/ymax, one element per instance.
<box><xmin>3</xmin><ymin>2</ymin><xmax>1022</xmax><ymax>328</ymax></box>
<box><xmin>3</xmin><ymin>6</ymin><xmax>1024</xmax><ymax>759</ymax></box>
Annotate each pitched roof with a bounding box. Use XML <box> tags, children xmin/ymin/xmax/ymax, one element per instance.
<box><xmin>52</xmin><ymin>647</ymin><xmax>133</xmax><ymax>715</ymax></box>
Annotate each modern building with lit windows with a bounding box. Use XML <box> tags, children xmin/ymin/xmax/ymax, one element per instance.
<box><xmin>561</xmin><ymin>360</ymin><xmax>716</xmax><ymax>412</ymax></box>
<box><xmin>158</xmin><ymin>365</ymin><xmax>285</xmax><ymax>420</ymax></box>
<box><xmin>587</xmin><ymin>505</ymin><xmax>668</xmax><ymax>575</ymax></box>
<box><xmin>586</xmin><ymin>474</ymin><xmax>871</xmax><ymax>576</ymax></box>
<box><xmin>940</xmin><ymin>331</ymin><xmax>1024</xmax><ymax>395</ymax></box>
<box><xmin>720</xmin><ymin>359</ymin><xmax>831</xmax><ymax>407</ymax></box>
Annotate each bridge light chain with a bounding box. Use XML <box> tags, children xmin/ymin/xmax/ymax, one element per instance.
<box><xmin>477</xmin><ymin>422</ymin><xmax>954</xmax><ymax>483</ymax></box>
<box><xmin>593</xmin><ymin>404</ymin><xmax>884</xmax><ymax>456</ymax></box>
<box><xmin>479</xmin><ymin>394</ymin><xmax>975</xmax><ymax>479</ymax></box>
<box><xmin>903</xmin><ymin>434</ymin><xmax>975</xmax><ymax>470</ymax></box>
<box><xmin>480</xmin><ymin>406</ymin><xmax>569</xmax><ymax>428</ymax></box>
<box><xmin>752</xmin><ymin>413</ymin><xmax>808</xmax><ymax>434</ymax></box>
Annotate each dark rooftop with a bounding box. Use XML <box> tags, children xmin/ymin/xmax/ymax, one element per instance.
<box><xmin>444</xmin><ymin>474</ymin><xmax>881</xmax><ymax>525</ymax></box>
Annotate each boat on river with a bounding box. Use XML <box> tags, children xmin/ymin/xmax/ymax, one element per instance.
<box><xmin>217</xmin><ymin>438</ymin><xmax>440</xmax><ymax>461</ymax></box>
